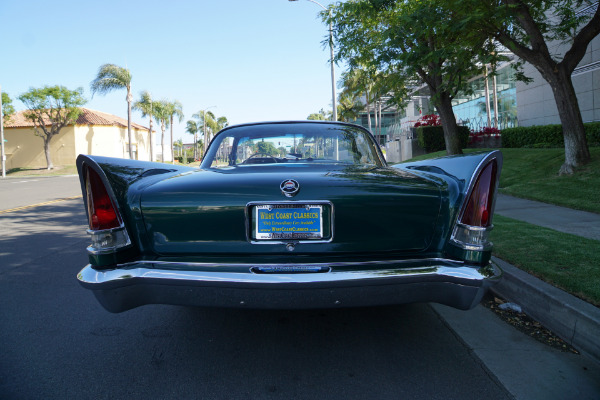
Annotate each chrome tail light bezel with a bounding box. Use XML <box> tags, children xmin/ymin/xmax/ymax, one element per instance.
<box><xmin>82</xmin><ymin>163</ymin><xmax>132</xmax><ymax>255</ymax></box>
<box><xmin>450</xmin><ymin>151</ymin><xmax>502</xmax><ymax>253</ymax></box>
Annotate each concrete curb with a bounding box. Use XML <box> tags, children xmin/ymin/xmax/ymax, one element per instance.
<box><xmin>491</xmin><ymin>256</ymin><xmax>600</xmax><ymax>365</ymax></box>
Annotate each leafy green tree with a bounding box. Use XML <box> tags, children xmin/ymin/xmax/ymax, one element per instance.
<box><xmin>18</xmin><ymin>85</ymin><xmax>86</xmax><ymax>169</ymax></box>
<box><xmin>329</xmin><ymin>0</ymin><xmax>494</xmax><ymax>154</ymax></box>
<box><xmin>256</xmin><ymin>141</ymin><xmax>278</xmax><ymax>156</ymax></box>
<box><xmin>307</xmin><ymin>108</ymin><xmax>330</xmax><ymax>120</ymax></box>
<box><xmin>165</xmin><ymin>100</ymin><xmax>184</xmax><ymax>165</ymax></box>
<box><xmin>152</xmin><ymin>100</ymin><xmax>171</xmax><ymax>163</ymax></box>
<box><xmin>133</xmin><ymin>91</ymin><xmax>155</xmax><ymax>161</ymax></box>
<box><xmin>450</xmin><ymin>0</ymin><xmax>600</xmax><ymax>174</ymax></box>
<box><xmin>2</xmin><ymin>92</ymin><xmax>15</xmax><ymax>123</ymax></box>
<box><xmin>90</xmin><ymin>64</ymin><xmax>134</xmax><ymax>158</ymax></box>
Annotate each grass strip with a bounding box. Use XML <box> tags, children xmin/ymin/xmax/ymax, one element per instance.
<box><xmin>490</xmin><ymin>214</ymin><xmax>600</xmax><ymax>307</ymax></box>
<box><xmin>403</xmin><ymin>147</ymin><xmax>600</xmax><ymax>214</ymax></box>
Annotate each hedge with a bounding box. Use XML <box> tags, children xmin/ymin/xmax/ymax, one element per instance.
<box><xmin>416</xmin><ymin>125</ymin><xmax>470</xmax><ymax>152</ymax></box>
<box><xmin>174</xmin><ymin>156</ymin><xmax>196</xmax><ymax>164</ymax></box>
<box><xmin>502</xmin><ymin>122</ymin><xmax>600</xmax><ymax>148</ymax></box>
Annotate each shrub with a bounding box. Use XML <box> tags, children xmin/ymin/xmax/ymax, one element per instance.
<box><xmin>414</xmin><ymin>114</ymin><xmax>441</xmax><ymax>127</ymax></box>
<box><xmin>587</xmin><ymin>122</ymin><xmax>600</xmax><ymax>146</ymax></box>
<box><xmin>469</xmin><ymin>127</ymin><xmax>502</xmax><ymax>148</ymax></box>
<box><xmin>416</xmin><ymin>125</ymin><xmax>470</xmax><ymax>152</ymax></box>
<box><xmin>174</xmin><ymin>156</ymin><xmax>183</xmax><ymax>163</ymax></box>
<box><xmin>502</xmin><ymin>122</ymin><xmax>600</xmax><ymax>148</ymax></box>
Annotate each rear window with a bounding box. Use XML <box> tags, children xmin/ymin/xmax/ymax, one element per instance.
<box><xmin>203</xmin><ymin>123</ymin><xmax>383</xmax><ymax>169</ymax></box>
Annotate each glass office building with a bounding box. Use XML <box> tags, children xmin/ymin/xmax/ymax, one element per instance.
<box><xmin>452</xmin><ymin>65</ymin><xmax>518</xmax><ymax>132</ymax></box>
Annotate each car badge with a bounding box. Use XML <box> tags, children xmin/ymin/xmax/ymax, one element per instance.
<box><xmin>280</xmin><ymin>179</ymin><xmax>300</xmax><ymax>197</ymax></box>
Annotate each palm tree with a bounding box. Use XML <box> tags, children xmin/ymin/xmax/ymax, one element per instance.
<box><xmin>337</xmin><ymin>90</ymin><xmax>363</xmax><ymax>122</ymax></box>
<box><xmin>192</xmin><ymin>110</ymin><xmax>217</xmax><ymax>154</ymax></box>
<box><xmin>165</xmin><ymin>100</ymin><xmax>184</xmax><ymax>165</ymax></box>
<box><xmin>185</xmin><ymin>120</ymin><xmax>200</xmax><ymax>160</ymax></box>
<box><xmin>133</xmin><ymin>91</ymin><xmax>154</xmax><ymax>161</ymax></box>
<box><xmin>90</xmin><ymin>64</ymin><xmax>133</xmax><ymax>158</ymax></box>
<box><xmin>216</xmin><ymin>116</ymin><xmax>229</xmax><ymax>132</ymax></box>
<box><xmin>152</xmin><ymin>100</ymin><xmax>170</xmax><ymax>163</ymax></box>
<box><xmin>174</xmin><ymin>138</ymin><xmax>184</xmax><ymax>160</ymax></box>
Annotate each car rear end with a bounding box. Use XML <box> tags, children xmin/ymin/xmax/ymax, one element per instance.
<box><xmin>76</xmin><ymin>121</ymin><xmax>502</xmax><ymax>312</ymax></box>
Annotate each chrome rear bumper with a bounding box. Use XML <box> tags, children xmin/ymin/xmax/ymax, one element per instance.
<box><xmin>77</xmin><ymin>259</ymin><xmax>502</xmax><ymax>313</ymax></box>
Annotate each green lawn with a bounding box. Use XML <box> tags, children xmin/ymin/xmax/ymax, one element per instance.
<box><xmin>403</xmin><ymin>147</ymin><xmax>600</xmax><ymax>305</ymax></box>
<box><xmin>491</xmin><ymin>215</ymin><xmax>600</xmax><ymax>306</ymax></box>
<box><xmin>403</xmin><ymin>147</ymin><xmax>600</xmax><ymax>214</ymax></box>
<box><xmin>6</xmin><ymin>165</ymin><xmax>78</xmax><ymax>177</ymax></box>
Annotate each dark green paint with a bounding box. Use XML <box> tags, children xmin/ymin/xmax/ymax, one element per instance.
<box><xmin>76</xmin><ymin>142</ymin><xmax>499</xmax><ymax>270</ymax></box>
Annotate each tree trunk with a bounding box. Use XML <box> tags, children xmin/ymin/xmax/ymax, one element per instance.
<box><xmin>547</xmin><ymin>68</ymin><xmax>591</xmax><ymax>174</ymax></box>
<box><xmin>44</xmin><ymin>136</ymin><xmax>53</xmax><ymax>170</ymax></box>
<box><xmin>434</xmin><ymin>92</ymin><xmax>463</xmax><ymax>155</ymax></box>
<box><xmin>170</xmin><ymin>116</ymin><xmax>174</xmax><ymax>165</ymax></box>
<box><xmin>365</xmin><ymin>91</ymin><xmax>372</xmax><ymax>132</ymax></box>
<box><xmin>161</xmin><ymin>122</ymin><xmax>165</xmax><ymax>163</ymax></box>
<box><xmin>149</xmin><ymin>117</ymin><xmax>154</xmax><ymax>162</ymax></box>
<box><xmin>127</xmin><ymin>90</ymin><xmax>133</xmax><ymax>159</ymax></box>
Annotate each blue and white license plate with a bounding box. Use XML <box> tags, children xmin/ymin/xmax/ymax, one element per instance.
<box><xmin>255</xmin><ymin>204</ymin><xmax>323</xmax><ymax>240</ymax></box>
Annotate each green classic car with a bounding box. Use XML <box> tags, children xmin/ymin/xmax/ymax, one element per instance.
<box><xmin>76</xmin><ymin>121</ymin><xmax>502</xmax><ymax>313</ymax></box>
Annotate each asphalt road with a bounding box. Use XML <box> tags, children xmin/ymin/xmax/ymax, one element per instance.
<box><xmin>0</xmin><ymin>175</ymin><xmax>81</xmax><ymax>211</ymax></box>
<box><xmin>0</xmin><ymin>178</ymin><xmax>512</xmax><ymax>399</ymax></box>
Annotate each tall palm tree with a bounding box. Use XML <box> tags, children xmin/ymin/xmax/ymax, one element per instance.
<box><xmin>133</xmin><ymin>91</ymin><xmax>154</xmax><ymax>161</ymax></box>
<box><xmin>165</xmin><ymin>100</ymin><xmax>184</xmax><ymax>165</ymax></box>
<box><xmin>337</xmin><ymin>89</ymin><xmax>364</xmax><ymax>122</ymax></box>
<box><xmin>152</xmin><ymin>100</ymin><xmax>170</xmax><ymax>163</ymax></box>
<box><xmin>185</xmin><ymin>120</ymin><xmax>200</xmax><ymax>160</ymax></box>
<box><xmin>90</xmin><ymin>64</ymin><xmax>133</xmax><ymax>158</ymax></box>
<box><xmin>216</xmin><ymin>116</ymin><xmax>229</xmax><ymax>132</ymax></box>
<box><xmin>192</xmin><ymin>110</ymin><xmax>217</xmax><ymax>154</ymax></box>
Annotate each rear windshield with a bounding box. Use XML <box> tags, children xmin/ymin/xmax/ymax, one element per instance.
<box><xmin>202</xmin><ymin>123</ymin><xmax>383</xmax><ymax>169</ymax></box>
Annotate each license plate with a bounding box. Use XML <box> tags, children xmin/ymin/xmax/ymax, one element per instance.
<box><xmin>255</xmin><ymin>204</ymin><xmax>323</xmax><ymax>240</ymax></box>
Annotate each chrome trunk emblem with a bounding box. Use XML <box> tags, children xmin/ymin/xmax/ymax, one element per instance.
<box><xmin>280</xmin><ymin>179</ymin><xmax>300</xmax><ymax>197</ymax></box>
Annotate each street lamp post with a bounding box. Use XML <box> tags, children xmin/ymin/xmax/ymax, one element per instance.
<box><xmin>289</xmin><ymin>0</ymin><xmax>337</xmax><ymax>122</ymax></box>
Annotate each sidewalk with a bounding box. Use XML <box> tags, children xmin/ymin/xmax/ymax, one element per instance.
<box><xmin>433</xmin><ymin>193</ymin><xmax>600</xmax><ymax>398</ymax></box>
<box><xmin>495</xmin><ymin>193</ymin><xmax>600</xmax><ymax>241</ymax></box>
<box><xmin>490</xmin><ymin>194</ymin><xmax>600</xmax><ymax>364</ymax></box>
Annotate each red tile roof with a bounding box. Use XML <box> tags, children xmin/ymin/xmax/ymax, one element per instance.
<box><xmin>4</xmin><ymin>108</ymin><xmax>149</xmax><ymax>131</ymax></box>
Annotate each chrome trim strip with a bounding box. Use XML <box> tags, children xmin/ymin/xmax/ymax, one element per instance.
<box><xmin>116</xmin><ymin>257</ymin><xmax>464</xmax><ymax>270</ymax></box>
<box><xmin>245</xmin><ymin>200</ymin><xmax>334</xmax><ymax>245</ymax></box>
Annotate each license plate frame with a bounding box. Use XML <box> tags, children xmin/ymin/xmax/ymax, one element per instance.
<box><xmin>254</xmin><ymin>204</ymin><xmax>324</xmax><ymax>241</ymax></box>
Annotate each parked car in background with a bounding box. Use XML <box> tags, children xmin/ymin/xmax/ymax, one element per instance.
<box><xmin>76</xmin><ymin>121</ymin><xmax>502</xmax><ymax>312</ymax></box>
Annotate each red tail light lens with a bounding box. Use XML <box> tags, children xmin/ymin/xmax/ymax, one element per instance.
<box><xmin>85</xmin><ymin>167</ymin><xmax>121</xmax><ymax>230</ymax></box>
<box><xmin>461</xmin><ymin>160</ymin><xmax>497</xmax><ymax>227</ymax></box>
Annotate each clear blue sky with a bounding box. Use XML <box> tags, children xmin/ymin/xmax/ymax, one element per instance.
<box><xmin>1</xmin><ymin>0</ymin><xmax>341</xmax><ymax>143</ymax></box>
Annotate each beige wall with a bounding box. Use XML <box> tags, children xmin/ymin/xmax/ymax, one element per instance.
<box><xmin>74</xmin><ymin>125</ymin><xmax>151</xmax><ymax>161</ymax></box>
<box><xmin>4</xmin><ymin>124</ymin><xmax>152</xmax><ymax>170</ymax></box>
<box><xmin>4</xmin><ymin>126</ymin><xmax>76</xmax><ymax>169</ymax></box>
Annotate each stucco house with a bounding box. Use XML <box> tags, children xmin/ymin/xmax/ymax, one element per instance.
<box><xmin>3</xmin><ymin>108</ymin><xmax>153</xmax><ymax>170</ymax></box>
